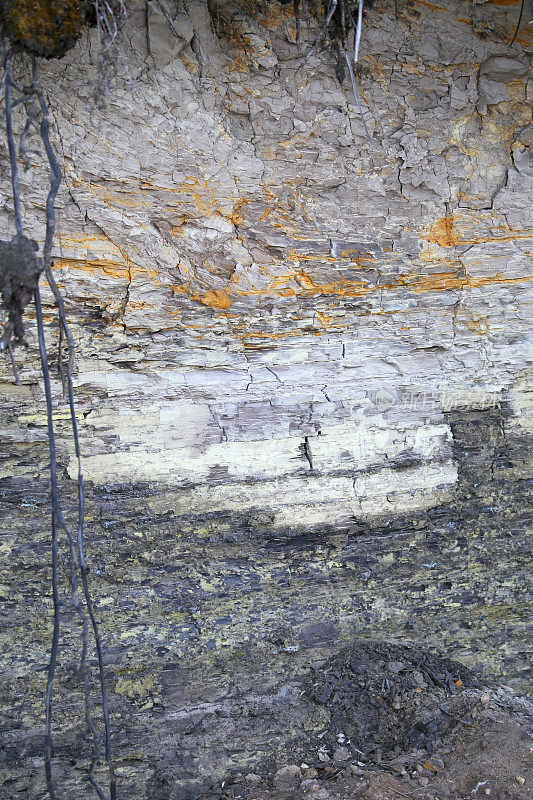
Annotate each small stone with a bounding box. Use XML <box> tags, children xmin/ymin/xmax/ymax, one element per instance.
<box><xmin>412</xmin><ymin>670</ymin><xmax>427</xmax><ymax>688</ymax></box>
<box><xmin>227</xmin><ymin>784</ymin><xmax>246</xmax><ymax>798</ymax></box>
<box><xmin>305</xmin><ymin>768</ymin><xmax>318</xmax><ymax>779</ymax></box>
<box><xmin>317</xmin><ymin>751</ymin><xmax>330</xmax><ymax>762</ymax></box>
<box><xmin>333</xmin><ymin>747</ymin><xmax>350</xmax><ymax>762</ymax></box>
<box><xmin>388</xmin><ymin>660</ymin><xmax>406</xmax><ymax>673</ymax></box>
<box><xmin>515</xmin><ymin>775</ymin><xmax>526</xmax><ymax>786</ymax></box>
<box><xmin>274</xmin><ymin>765</ymin><xmax>301</xmax><ymax>789</ymax></box>
<box><xmin>244</xmin><ymin>774</ymin><xmax>261</xmax><ymax>787</ymax></box>
<box><xmin>419</xmin><ymin>776</ymin><xmax>429</xmax><ymax>786</ymax></box>
<box><xmin>480</xmin><ymin>692</ymin><xmax>490</xmax><ymax>706</ymax></box>
<box><xmin>350</xmin><ymin>764</ymin><xmax>363</xmax><ymax>776</ymax></box>
<box><xmin>431</xmin><ymin>757</ymin><xmax>445</xmax><ymax>771</ymax></box>
<box><xmin>340</xmin><ymin>767</ymin><xmax>351</xmax><ymax>778</ymax></box>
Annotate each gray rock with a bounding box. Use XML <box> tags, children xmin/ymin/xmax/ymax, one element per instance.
<box><xmin>333</xmin><ymin>747</ymin><xmax>350</xmax><ymax>762</ymax></box>
<box><xmin>273</xmin><ymin>765</ymin><xmax>301</xmax><ymax>788</ymax></box>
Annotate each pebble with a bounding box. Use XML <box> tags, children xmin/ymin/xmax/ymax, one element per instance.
<box><xmin>388</xmin><ymin>661</ymin><xmax>406</xmax><ymax>673</ymax></box>
<box><xmin>227</xmin><ymin>784</ymin><xmax>245</xmax><ymax>798</ymax></box>
<box><xmin>431</xmin><ymin>757</ymin><xmax>445</xmax><ymax>771</ymax></box>
<box><xmin>333</xmin><ymin>746</ymin><xmax>350</xmax><ymax>762</ymax></box>
<box><xmin>244</xmin><ymin>774</ymin><xmax>261</xmax><ymax>787</ymax></box>
<box><xmin>340</xmin><ymin>767</ymin><xmax>351</xmax><ymax>778</ymax></box>
<box><xmin>317</xmin><ymin>751</ymin><xmax>330</xmax><ymax>762</ymax></box>
<box><xmin>305</xmin><ymin>768</ymin><xmax>318</xmax><ymax>779</ymax></box>
<box><xmin>350</xmin><ymin>764</ymin><xmax>363</xmax><ymax>776</ymax></box>
<box><xmin>515</xmin><ymin>775</ymin><xmax>525</xmax><ymax>786</ymax></box>
<box><xmin>412</xmin><ymin>670</ymin><xmax>428</xmax><ymax>688</ymax></box>
<box><xmin>273</xmin><ymin>765</ymin><xmax>301</xmax><ymax>789</ymax></box>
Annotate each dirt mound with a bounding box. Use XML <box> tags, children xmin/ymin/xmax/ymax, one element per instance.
<box><xmin>303</xmin><ymin>639</ymin><xmax>481</xmax><ymax>762</ymax></box>
<box><xmin>204</xmin><ymin>640</ymin><xmax>531</xmax><ymax>800</ymax></box>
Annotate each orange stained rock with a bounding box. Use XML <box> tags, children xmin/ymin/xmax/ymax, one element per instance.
<box><xmin>396</xmin><ymin>271</ymin><xmax>532</xmax><ymax>293</ymax></box>
<box><xmin>410</xmin><ymin>0</ymin><xmax>445</xmax><ymax>11</ymax></box>
<box><xmin>423</xmin><ymin>212</ymin><xmax>532</xmax><ymax>250</ymax></box>
<box><xmin>315</xmin><ymin>310</ymin><xmax>336</xmax><ymax>327</ymax></box>
<box><xmin>54</xmin><ymin>258</ymin><xmax>138</xmax><ymax>282</ymax></box>
<box><xmin>295</xmin><ymin>270</ymin><xmax>370</xmax><ymax>298</ymax></box>
<box><xmin>488</xmin><ymin>0</ymin><xmax>524</xmax><ymax>6</ymax></box>
<box><xmin>198</xmin><ymin>289</ymin><xmax>232</xmax><ymax>310</ymax></box>
<box><xmin>427</xmin><ymin>215</ymin><xmax>460</xmax><ymax>247</ymax></box>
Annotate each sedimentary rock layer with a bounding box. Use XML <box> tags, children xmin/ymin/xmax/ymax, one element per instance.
<box><xmin>0</xmin><ymin>0</ymin><xmax>531</xmax><ymax>797</ymax></box>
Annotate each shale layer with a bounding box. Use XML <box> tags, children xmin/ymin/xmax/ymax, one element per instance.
<box><xmin>0</xmin><ymin>0</ymin><xmax>531</xmax><ymax>797</ymax></box>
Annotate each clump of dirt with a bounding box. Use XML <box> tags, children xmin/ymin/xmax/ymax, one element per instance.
<box><xmin>0</xmin><ymin>0</ymin><xmax>86</xmax><ymax>59</ymax></box>
<box><xmin>303</xmin><ymin>639</ymin><xmax>481</xmax><ymax>760</ymax></box>
<box><xmin>0</xmin><ymin>234</ymin><xmax>42</xmax><ymax>344</ymax></box>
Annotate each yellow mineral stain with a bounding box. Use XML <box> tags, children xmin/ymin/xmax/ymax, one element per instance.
<box><xmin>295</xmin><ymin>269</ymin><xmax>370</xmax><ymax>298</ymax></box>
<box><xmin>427</xmin><ymin>215</ymin><xmax>460</xmax><ymax>247</ymax></box>
<box><xmin>54</xmin><ymin>257</ymin><xmax>155</xmax><ymax>282</ymax></box>
<box><xmin>198</xmin><ymin>289</ymin><xmax>232</xmax><ymax>310</ymax></box>
<box><xmin>410</xmin><ymin>0</ymin><xmax>445</xmax><ymax>11</ymax></box>
<box><xmin>315</xmin><ymin>310</ymin><xmax>335</xmax><ymax>326</ymax></box>
<box><xmin>396</xmin><ymin>271</ymin><xmax>532</xmax><ymax>293</ymax></box>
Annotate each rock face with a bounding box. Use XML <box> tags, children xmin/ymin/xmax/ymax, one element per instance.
<box><xmin>0</xmin><ymin>0</ymin><xmax>531</xmax><ymax>797</ymax></box>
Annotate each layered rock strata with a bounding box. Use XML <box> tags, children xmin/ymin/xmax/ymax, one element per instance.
<box><xmin>0</xmin><ymin>0</ymin><xmax>531</xmax><ymax>796</ymax></box>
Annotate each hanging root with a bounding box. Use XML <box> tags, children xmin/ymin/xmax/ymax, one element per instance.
<box><xmin>0</xmin><ymin>38</ymin><xmax>115</xmax><ymax>800</ymax></box>
<box><xmin>509</xmin><ymin>0</ymin><xmax>525</xmax><ymax>45</ymax></box>
<box><xmin>297</xmin><ymin>0</ymin><xmax>372</xmax><ymax>142</ymax></box>
<box><xmin>92</xmin><ymin>0</ymin><xmax>130</xmax><ymax>106</ymax></box>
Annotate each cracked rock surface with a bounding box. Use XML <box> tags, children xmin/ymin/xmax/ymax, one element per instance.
<box><xmin>0</xmin><ymin>0</ymin><xmax>531</xmax><ymax>797</ymax></box>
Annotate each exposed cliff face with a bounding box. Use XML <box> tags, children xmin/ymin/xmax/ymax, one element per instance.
<box><xmin>0</xmin><ymin>0</ymin><xmax>531</xmax><ymax>797</ymax></box>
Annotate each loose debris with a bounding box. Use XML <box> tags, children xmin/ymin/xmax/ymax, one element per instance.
<box><xmin>303</xmin><ymin>640</ymin><xmax>482</xmax><ymax>761</ymax></box>
<box><xmin>203</xmin><ymin>640</ymin><xmax>532</xmax><ymax>800</ymax></box>
<box><xmin>0</xmin><ymin>234</ymin><xmax>42</xmax><ymax>344</ymax></box>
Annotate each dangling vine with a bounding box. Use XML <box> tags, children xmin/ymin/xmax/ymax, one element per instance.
<box><xmin>296</xmin><ymin>0</ymin><xmax>372</xmax><ymax>140</ymax></box>
<box><xmin>0</xmin><ymin>2</ymin><xmax>374</xmax><ymax>797</ymax></box>
<box><xmin>0</xmin><ymin>32</ymin><xmax>116</xmax><ymax>800</ymax></box>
